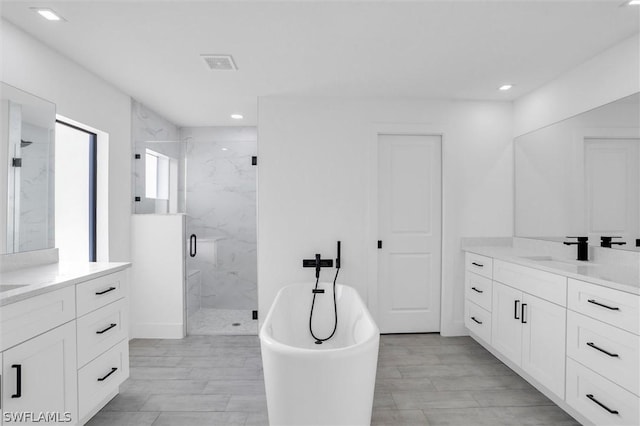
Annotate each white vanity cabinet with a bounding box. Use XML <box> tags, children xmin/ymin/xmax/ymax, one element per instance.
<box><xmin>1</xmin><ymin>322</ymin><xmax>78</xmax><ymax>425</ymax></box>
<box><xmin>565</xmin><ymin>278</ymin><xmax>640</xmax><ymax>426</ymax></box>
<box><xmin>491</xmin><ymin>277</ymin><xmax>567</xmax><ymax>398</ymax></box>
<box><xmin>0</xmin><ymin>266</ymin><xmax>130</xmax><ymax>426</ymax></box>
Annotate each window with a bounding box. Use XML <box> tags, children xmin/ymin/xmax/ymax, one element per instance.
<box><xmin>145</xmin><ymin>149</ymin><xmax>169</xmax><ymax>200</ymax></box>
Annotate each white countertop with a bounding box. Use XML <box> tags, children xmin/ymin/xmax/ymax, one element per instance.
<box><xmin>464</xmin><ymin>246</ymin><xmax>639</xmax><ymax>295</ymax></box>
<box><xmin>0</xmin><ymin>262</ymin><xmax>131</xmax><ymax>306</ymax></box>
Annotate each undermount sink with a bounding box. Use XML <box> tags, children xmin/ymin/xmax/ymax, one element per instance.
<box><xmin>519</xmin><ymin>255</ymin><xmax>586</xmax><ymax>266</ymax></box>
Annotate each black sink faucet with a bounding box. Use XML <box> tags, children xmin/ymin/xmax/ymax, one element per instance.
<box><xmin>564</xmin><ymin>236</ymin><xmax>589</xmax><ymax>261</ymax></box>
<box><xmin>600</xmin><ymin>236</ymin><xmax>627</xmax><ymax>248</ymax></box>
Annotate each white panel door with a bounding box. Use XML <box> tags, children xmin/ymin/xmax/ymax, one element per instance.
<box><xmin>585</xmin><ymin>138</ymin><xmax>639</xmax><ymax>246</ymax></box>
<box><xmin>491</xmin><ymin>282</ymin><xmax>523</xmax><ymax>366</ymax></box>
<box><xmin>521</xmin><ymin>293</ymin><xmax>566</xmax><ymax>398</ymax></box>
<box><xmin>377</xmin><ymin>134</ymin><xmax>441</xmax><ymax>333</ymax></box>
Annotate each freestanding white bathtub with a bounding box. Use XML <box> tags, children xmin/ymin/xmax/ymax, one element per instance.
<box><xmin>260</xmin><ymin>282</ymin><xmax>380</xmax><ymax>426</ymax></box>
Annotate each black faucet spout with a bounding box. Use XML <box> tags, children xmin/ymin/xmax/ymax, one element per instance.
<box><xmin>564</xmin><ymin>236</ymin><xmax>589</xmax><ymax>261</ymax></box>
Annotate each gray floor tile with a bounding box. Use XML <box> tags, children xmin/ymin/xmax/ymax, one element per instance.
<box><xmin>376</xmin><ymin>378</ymin><xmax>436</xmax><ymax>392</ymax></box>
<box><xmin>120</xmin><ymin>379</ymin><xmax>208</xmax><ymax>394</ymax></box>
<box><xmin>85</xmin><ymin>412</ymin><xmax>159</xmax><ymax>426</ymax></box>
<box><xmin>179</xmin><ymin>356</ymin><xmax>248</xmax><ymax>368</ymax></box>
<box><xmin>498</xmin><ymin>406</ymin><xmax>582</xmax><ymax>425</ymax></box>
<box><xmin>130</xmin><ymin>367</ymin><xmax>192</xmax><ymax>380</ymax></box>
<box><xmin>399</xmin><ymin>363</ymin><xmax>513</xmax><ymax>379</ymax></box>
<box><xmin>189</xmin><ymin>366</ymin><xmax>262</xmax><ymax>380</ymax></box>
<box><xmin>423</xmin><ymin>407</ymin><xmax>511</xmax><ymax>426</ymax></box>
<box><xmin>393</xmin><ymin>391</ymin><xmax>480</xmax><ymax>410</ymax></box>
<box><xmin>430</xmin><ymin>374</ymin><xmax>534</xmax><ymax>391</ymax></box>
<box><xmin>102</xmin><ymin>391</ymin><xmax>150</xmax><ymax>411</ymax></box>
<box><xmin>471</xmin><ymin>389</ymin><xmax>554</xmax><ymax>407</ymax></box>
<box><xmin>245</xmin><ymin>411</ymin><xmax>269</xmax><ymax>426</ymax></box>
<box><xmin>373</xmin><ymin>390</ymin><xmax>397</xmax><ymax>410</ymax></box>
<box><xmin>203</xmin><ymin>379</ymin><xmax>266</xmax><ymax>395</ymax></box>
<box><xmin>371</xmin><ymin>409</ymin><xmax>429</xmax><ymax>425</ymax></box>
<box><xmin>130</xmin><ymin>356</ymin><xmax>183</xmax><ymax>367</ymax></box>
<box><xmin>151</xmin><ymin>411</ymin><xmax>248</xmax><ymax>426</ymax></box>
<box><xmin>225</xmin><ymin>395</ymin><xmax>268</xmax><ymax>412</ymax></box>
<box><xmin>140</xmin><ymin>394</ymin><xmax>230</xmax><ymax>412</ymax></box>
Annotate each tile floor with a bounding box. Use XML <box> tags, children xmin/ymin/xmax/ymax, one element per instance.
<box><xmin>188</xmin><ymin>309</ymin><xmax>258</xmax><ymax>335</ymax></box>
<box><xmin>87</xmin><ymin>334</ymin><xmax>580</xmax><ymax>426</ymax></box>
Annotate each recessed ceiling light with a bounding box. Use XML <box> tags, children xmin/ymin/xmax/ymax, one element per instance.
<box><xmin>628</xmin><ymin>0</ymin><xmax>640</xmax><ymax>5</ymax></box>
<box><xmin>221</xmin><ymin>148</ymin><xmax>228</xmax><ymax>151</ymax></box>
<box><xmin>498</xmin><ymin>84</ymin><xmax>513</xmax><ymax>91</ymax></box>
<box><xmin>31</xmin><ymin>8</ymin><xmax>64</xmax><ymax>21</ymax></box>
<box><xmin>231</xmin><ymin>114</ymin><xmax>243</xmax><ymax>120</ymax></box>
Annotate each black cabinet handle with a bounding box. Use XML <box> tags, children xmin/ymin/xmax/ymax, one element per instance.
<box><xmin>377</xmin><ymin>240</ymin><xmax>382</xmax><ymax>249</ymax></box>
<box><xmin>587</xmin><ymin>342</ymin><xmax>619</xmax><ymax>358</ymax></box>
<box><xmin>514</xmin><ymin>300</ymin><xmax>520</xmax><ymax>320</ymax></box>
<box><xmin>471</xmin><ymin>262</ymin><xmax>484</xmax><ymax>268</ymax></box>
<box><xmin>587</xmin><ymin>299</ymin><xmax>619</xmax><ymax>311</ymax></box>
<box><xmin>97</xmin><ymin>367</ymin><xmax>118</xmax><ymax>382</ymax></box>
<box><xmin>471</xmin><ymin>316</ymin><xmax>483</xmax><ymax>325</ymax></box>
<box><xmin>11</xmin><ymin>364</ymin><xmax>21</xmax><ymax>398</ymax></box>
<box><xmin>471</xmin><ymin>287</ymin><xmax>483</xmax><ymax>294</ymax></box>
<box><xmin>586</xmin><ymin>394</ymin><xmax>619</xmax><ymax>414</ymax></box>
<box><xmin>189</xmin><ymin>234</ymin><xmax>197</xmax><ymax>257</ymax></box>
<box><xmin>521</xmin><ymin>303</ymin><xmax>527</xmax><ymax>324</ymax></box>
<box><xmin>96</xmin><ymin>323</ymin><xmax>117</xmax><ymax>334</ymax></box>
<box><xmin>95</xmin><ymin>286</ymin><xmax>116</xmax><ymax>296</ymax></box>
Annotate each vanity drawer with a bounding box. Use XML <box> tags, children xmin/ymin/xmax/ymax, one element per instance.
<box><xmin>77</xmin><ymin>298</ymin><xmax>128</xmax><ymax>367</ymax></box>
<box><xmin>465</xmin><ymin>253</ymin><xmax>493</xmax><ymax>279</ymax></box>
<box><xmin>493</xmin><ymin>260</ymin><xmax>566</xmax><ymax>306</ymax></box>
<box><xmin>465</xmin><ymin>272</ymin><xmax>492</xmax><ymax>311</ymax></box>
<box><xmin>76</xmin><ymin>270</ymin><xmax>127</xmax><ymax>317</ymax></box>
<box><xmin>568</xmin><ymin>279</ymin><xmax>639</xmax><ymax>335</ymax></box>
<box><xmin>78</xmin><ymin>338</ymin><xmax>129</xmax><ymax>420</ymax></box>
<box><xmin>566</xmin><ymin>358</ymin><xmax>639</xmax><ymax>426</ymax></box>
<box><xmin>465</xmin><ymin>301</ymin><xmax>491</xmax><ymax>343</ymax></box>
<box><xmin>567</xmin><ymin>311</ymin><xmax>639</xmax><ymax>396</ymax></box>
<box><xmin>0</xmin><ymin>286</ymin><xmax>76</xmax><ymax>351</ymax></box>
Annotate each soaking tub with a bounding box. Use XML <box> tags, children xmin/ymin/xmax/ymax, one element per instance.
<box><xmin>260</xmin><ymin>282</ymin><xmax>380</xmax><ymax>426</ymax></box>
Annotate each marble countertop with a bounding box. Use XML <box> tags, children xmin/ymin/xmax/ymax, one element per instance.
<box><xmin>464</xmin><ymin>246</ymin><xmax>639</xmax><ymax>295</ymax></box>
<box><xmin>0</xmin><ymin>262</ymin><xmax>131</xmax><ymax>306</ymax></box>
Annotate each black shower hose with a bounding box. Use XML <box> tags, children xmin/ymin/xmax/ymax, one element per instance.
<box><xmin>309</xmin><ymin>267</ymin><xmax>340</xmax><ymax>344</ymax></box>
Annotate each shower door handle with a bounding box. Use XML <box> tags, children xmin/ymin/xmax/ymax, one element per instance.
<box><xmin>190</xmin><ymin>234</ymin><xmax>197</xmax><ymax>258</ymax></box>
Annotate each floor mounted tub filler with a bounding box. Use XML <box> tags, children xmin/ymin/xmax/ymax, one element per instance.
<box><xmin>259</xmin><ymin>282</ymin><xmax>380</xmax><ymax>426</ymax></box>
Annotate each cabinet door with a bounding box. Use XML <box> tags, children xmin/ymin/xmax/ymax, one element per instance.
<box><xmin>521</xmin><ymin>294</ymin><xmax>566</xmax><ymax>398</ymax></box>
<box><xmin>2</xmin><ymin>322</ymin><xmax>78</xmax><ymax>425</ymax></box>
<box><xmin>491</xmin><ymin>282</ymin><xmax>523</xmax><ymax>366</ymax></box>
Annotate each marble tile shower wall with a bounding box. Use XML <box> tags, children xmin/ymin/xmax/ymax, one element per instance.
<box><xmin>131</xmin><ymin>100</ymin><xmax>184</xmax><ymax>214</ymax></box>
<box><xmin>19</xmin><ymin>123</ymin><xmax>53</xmax><ymax>252</ymax></box>
<box><xmin>183</xmin><ymin>127</ymin><xmax>257</xmax><ymax>311</ymax></box>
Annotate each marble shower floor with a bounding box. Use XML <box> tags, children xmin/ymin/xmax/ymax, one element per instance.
<box><xmin>188</xmin><ymin>309</ymin><xmax>258</xmax><ymax>335</ymax></box>
<box><xmin>87</xmin><ymin>334</ymin><xmax>581</xmax><ymax>426</ymax></box>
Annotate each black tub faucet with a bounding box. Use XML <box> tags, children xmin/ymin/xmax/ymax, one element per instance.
<box><xmin>600</xmin><ymin>236</ymin><xmax>627</xmax><ymax>248</ymax></box>
<box><xmin>564</xmin><ymin>236</ymin><xmax>589</xmax><ymax>261</ymax></box>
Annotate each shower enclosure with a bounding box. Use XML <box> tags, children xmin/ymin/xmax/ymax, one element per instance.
<box><xmin>133</xmin><ymin>126</ymin><xmax>257</xmax><ymax>335</ymax></box>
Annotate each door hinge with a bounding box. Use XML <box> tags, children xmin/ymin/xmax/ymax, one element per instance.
<box><xmin>251</xmin><ymin>156</ymin><xmax>257</xmax><ymax>166</ymax></box>
<box><xmin>12</xmin><ymin>158</ymin><xmax>22</xmax><ymax>167</ymax></box>
<box><xmin>252</xmin><ymin>310</ymin><xmax>258</xmax><ymax>320</ymax></box>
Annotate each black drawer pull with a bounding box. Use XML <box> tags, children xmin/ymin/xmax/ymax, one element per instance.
<box><xmin>521</xmin><ymin>303</ymin><xmax>527</xmax><ymax>324</ymax></box>
<box><xmin>587</xmin><ymin>342</ymin><xmax>619</xmax><ymax>358</ymax></box>
<box><xmin>514</xmin><ymin>300</ymin><xmax>520</xmax><ymax>320</ymax></box>
<box><xmin>95</xmin><ymin>287</ymin><xmax>116</xmax><ymax>295</ymax></box>
<box><xmin>97</xmin><ymin>367</ymin><xmax>118</xmax><ymax>382</ymax></box>
<box><xmin>11</xmin><ymin>364</ymin><xmax>21</xmax><ymax>398</ymax></box>
<box><xmin>586</xmin><ymin>394</ymin><xmax>619</xmax><ymax>414</ymax></box>
<box><xmin>471</xmin><ymin>262</ymin><xmax>484</xmax><ymax>268</ymax></box>
<box><xmin>471</xmin><ymin>287</ymin><xmax>483</xmax><ymax>294</ymax></box>
<box><xmin>96</xmin><ymin>323</ymin><xmax>117</xmax><ymax>334</ymax></box>
<box><xmin>587</xmin><ymin>299</ymin><xmax>619</xmax><ymax>311</ymax></box>
<box><xmin>471</xmin><ymin>316</ymin><xmax>483</xmax><ymax>325</ymax></box>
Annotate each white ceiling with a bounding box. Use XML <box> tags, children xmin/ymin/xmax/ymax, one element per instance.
<box><xmin>2</xmin><ymin>1</ymin><xmax>639</xmax><ymax>127</ymax></box>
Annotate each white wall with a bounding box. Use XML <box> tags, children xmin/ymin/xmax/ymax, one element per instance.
<box><xmin>1</xmin><ymin>19</ymin><xmax>132</xmax><ymax>262</ymax></box>
<box><xmin>130</xmin><ymin>214</ymin><xmax>185</xmax><ymax>338</ymax></box>
<box><xmin>514</xmin><ymin>34</ymin><xmax>640</xmax><ymax>137</ymax></box>
<box><xmin>258</xmin><ymin>98</ymin><xmax>513</xmax><ymax>335</ymax></box>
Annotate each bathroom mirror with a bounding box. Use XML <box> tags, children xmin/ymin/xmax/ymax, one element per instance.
<box><xmin>1</xmin><ymin>82</ymin><xmax>56</xmax><ymax>254</ymax></box>
<box><xmin>515</xmin><ymin>93</ymin><xmax>640</xmax><ymax>251</ymax></box>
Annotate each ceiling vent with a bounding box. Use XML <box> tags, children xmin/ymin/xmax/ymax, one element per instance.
<box><xmin>201</xmin><ymin>54</ymin><xmax>238</xmax><ymax>71</ymax></box>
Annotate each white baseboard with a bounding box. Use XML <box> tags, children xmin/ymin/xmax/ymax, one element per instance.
<box><xmin>131</xmin><ymin>322</ymin><xmax>185</xmax><ymax>339</ymax></box>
